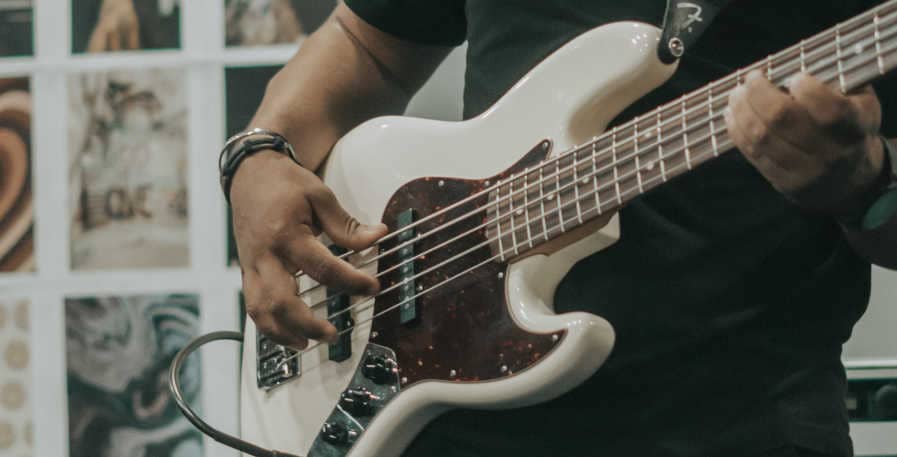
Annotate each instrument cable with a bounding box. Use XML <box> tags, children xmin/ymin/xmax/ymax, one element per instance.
<box><xmin>168</xmin><ymin>331</ymin><xmax>303</xmax><ymax>457</ymax></box>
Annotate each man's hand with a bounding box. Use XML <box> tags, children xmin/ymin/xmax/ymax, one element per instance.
<box><xmin>231</xmin><ymin>151</ymin><xmax>388</xmax><ymax>349</ymax></box>
<box><xmin>87</xmin><ymin>0</ymin><xmax>141</xmax><ymax>52</ymax></box>
<box><xmin>726</xmin><ymin>70</ymin><xmax>885</xmax><ymax>218</ymax></box>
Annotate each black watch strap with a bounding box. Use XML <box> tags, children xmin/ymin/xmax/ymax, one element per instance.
<box><xmin>219</xmin><ymin>128</ymin><xmax>301</xmax><ymax>203</ymax></box>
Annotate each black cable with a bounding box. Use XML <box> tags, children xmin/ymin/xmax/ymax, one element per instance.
<box><xmin>168</xmin><ymin>331</ymin><xmax>303</xmax><ymax>457</ymax></box>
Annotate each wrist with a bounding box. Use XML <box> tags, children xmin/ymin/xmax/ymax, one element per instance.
<box><xmin>219</xmin><ymin>128</ymin><xmax>302</xmax><ymax>203</ymax></box>
<box><xmin>838</xmin><ymin>135</ymin><xmax>897</xmax><ymax>230</ymax></box>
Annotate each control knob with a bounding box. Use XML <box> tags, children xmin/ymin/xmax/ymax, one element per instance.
<box><xmin>321</xmin><ymin>422</ymin><xmax>356</xmax><ymax>445</ymax></box>
<box><xmin>339</xmin><ymin>387</ymin><xmax>377</xmax><ymax>416</ymax></box>
<box><xmin>362</xmin><ymin>355</ymin><xmax>398</xmax><ymax>385</ymax></box>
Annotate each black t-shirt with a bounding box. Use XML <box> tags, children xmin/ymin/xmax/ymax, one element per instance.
<box><xmin>343</xmin><ymin>1</ymin><xmax>897</xmax><ymax>456</ymax></box>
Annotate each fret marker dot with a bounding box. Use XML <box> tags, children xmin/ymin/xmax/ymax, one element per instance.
<box><xmin>545</xmin><ymin>193</ymin><xmax>554</xmax><ymax>201</ymax></box>
<box><xmin>854</xmin><ymin>43</ymin><xmax>864</xmax><ymax>55</ymax></box>
<box><xmin>515</xmin><ymin>209</ymin><xmax>523</xmax><ymax>216</ymax></box>
<box><xmin>438</xmin><ymin>180</ymin><xmax>445</xmax><ymax>187</ymax></box>
<box><xmin>646</xmin><ymin>161</ymin><xmax>656</xmax><ymax>171</ymax></box>
<box><xmin>581</xmin><ymin>177</ymin><xmax>589</xmax><ymax>185</ymax></box>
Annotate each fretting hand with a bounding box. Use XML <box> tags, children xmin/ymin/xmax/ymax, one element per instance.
<box><xmin>725</xmin><ymin>70</ymin><xmax>886</xmax><ymax>219</ymax></box>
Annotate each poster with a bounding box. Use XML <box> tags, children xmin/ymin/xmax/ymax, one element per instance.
<box><xmin>0</xmin><ymin>77</ymin><xmax>33</xmax><ymax>273</ymax></box>
<box><xmin>65</xmin><ymin>293</ymin><xmax>202</xmax><ymax>457</ymax></box>
<box><xmin>225</xmin><ymin>0</ymin><xmax>336</xmax><ymax>47</ymax></box>
<box><xmin>68</xmin><ymin>68</ymin><xmax>189</xmax><ymax>270</ymax></box>
<box><xmin>0</xmin><ymin>0</ymin><xmax>33</xmax><ymax>56</ymax></box>
<box><xmin>224</xmin><ymin>65</ymin><xmax>282</xmax><ymax>266</ymax></box>
<box><xmin>0</xmin><ymin>299</ymin><xmax>31</xmax><ymax>456</ymax></box>
<box><xmin>72</xmin><ymin>0</ymin><xmax>181</xmax><ymax>53</ymax></box>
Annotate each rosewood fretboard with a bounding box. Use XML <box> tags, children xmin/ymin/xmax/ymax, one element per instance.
<box><xmin>486</xmin><ymin>0</ymin><xmax>897</xmax><ymax>261</ymax></box>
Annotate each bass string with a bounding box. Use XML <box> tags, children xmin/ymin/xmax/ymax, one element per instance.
<box><xmin>282</xmin><ymin>32</ymin><xmax>885</xmax><ymax>362</ymax></box>
<box><xmin>289</xmin><ymin>2</ymin><xmax>896</xmax><ymax>287</ymax></box>
<box><xmin>297</xmin><ymin>35</ymin><xmax>894</xmax><ymax>339</ymax></box>
<box><xmin>296</xmin><ymin>17</ymin><xmax>897</xmax><ymax>315</ymax></box>
<box><xmin>279</xmin><ymin>132</ymin><xmax>738</xmax><ymax>366</ymax></box>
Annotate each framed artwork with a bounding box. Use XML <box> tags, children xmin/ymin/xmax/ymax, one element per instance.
<box><xmin>0</xmin><ymin>0</ymin><xmax>33</xmax><ymax>56</ymax></box>
<box><xmin>0</xmin><ymin>77</ymin><xmax>33</xmax><ymax>273</ymax></box>
<box><xmin>225</xmin><ymin>0</ymin><xmax>336</xmax><ymax>47</ymax></box>
<box><xmin>224</xmin><ymin>65</ymin><xmax>282</xmax><ymax>266</ymax></box>
<box><xmin>65</xmin><ymin>293</ymin><xmax>202</xmax><ymax>457</ymax></box>
<box><xmin>0</xmin><ymin>299</ymin><xmax>31</xmax><ymax>456</ymax></box>
<box><xmin>68</xmin><ymin>68</ymin><xmax>189</xmax><ymax>270</ymax></box>
<box><xmin>72</xmin><ymin>0</ymin><xmax>181</xmax><ymax>53</ymax></box>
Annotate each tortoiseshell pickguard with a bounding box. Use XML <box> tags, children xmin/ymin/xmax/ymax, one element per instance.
<box><xmin>369</xmin><ymin>140</ymin><xmax>565</xmax><ymax>386</ymax></box>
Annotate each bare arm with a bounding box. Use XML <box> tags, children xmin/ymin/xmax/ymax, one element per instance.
<box><xmin>230</xmin><ymin>4</ymin><xmax>454</xmax><ymax>347</ymax></box>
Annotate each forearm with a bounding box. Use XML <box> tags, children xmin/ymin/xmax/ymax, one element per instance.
<box><xmin>249</xmin><ymin>4</ymin><xmax>451</xmax><ymax>171</ymax></box>
<box><xmin>844</xmin><ymin>137</ymin><xmax>897</xmax><ymax>269</ymax></box>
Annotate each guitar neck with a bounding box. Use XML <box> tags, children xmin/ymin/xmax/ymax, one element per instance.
<box><xmin>489</xmin><ymin>0</ymin><xmax>897</xmax><ymax>261</ymax></box>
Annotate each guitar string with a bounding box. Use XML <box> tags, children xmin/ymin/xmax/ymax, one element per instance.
<box><xmin>293</xmin><ymin>15</ymin><xmax>897</xmax><ymax>319</ymax></box>
<box><xmin>288</xmin><ymin>1</ymin><xmax>897</xmax><ymax>289</ymax></box>
<box><xmin>298</xmin><ymin>6</ymin><xmax>891</xmax><ymax>307</ymax></box>
<box><xmin>297</xmin><ymin>17</ymin><xmax>897</xmax><ymax>331</ymax></box>
<box><xmin>277</xmin><ymin>42</ymin><xmax>894</xmax><ymax>366</ymax></box>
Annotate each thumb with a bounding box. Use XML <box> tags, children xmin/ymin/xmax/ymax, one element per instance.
<box><xmin>309</xmin><ymin>187</ymin><xmax>388</xmax><ymax>250</ymax></box>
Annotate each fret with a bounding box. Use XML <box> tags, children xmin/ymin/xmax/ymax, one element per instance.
<box><xmin>507</xmin><ymin>180</ymin><xmax>520</xmax><ymax>256</ymax></box>
<box><xmin>800</xmin><ymin>39</ymin><xmax>807</xmax><ymax>73</ymax></box>
<box><xmin>708</xmin><ymin>84</ymin><xmax>719</xmax><ymax>157</ymax></box>
<box><xmin>681</xmin><ymin>99</ymin><xmax>693</xmax><ymax>170</ymax></box>
<box><xmin>494</xmin><ymin>183</ymin><xmax>505</xmax><ymax>261</ymax></box>
<box><xmin>875</xmin><ymin>11</ymin><xmax>886</xmax><ymax>75</ymax></box>
<box><xmin>634</xmin><ymin>117</ymin><xmax>644</xmax><ymax>194</ymax></box>
<box><xmin>766</xmin><ymin>55</ymin><xmax>773</xmax><ymax>80</ymax></box>
<box><xmin>836</xmin><ymin>24</ymin><xmax>847</xmax><ymax>93</ymax></box>
<box><xmin>572</xmin><ymin>151</ymin><xmax>584</xmax><ymax>224</ymax></box>
<box><xmin>538</xmin><ymin>166</ymin><xmax>549</xmax><ymax>241</ymax></box>
<box><xmin>658</xmin><ymin>110</ymin><xmax>667</xmax><ymax>182</ymax></box>
<box><xmin>591</xmin><ymin>139</ymin><xmax>603</xmax><ymax>215</ymax></box>
<box><xmin>612</xmin><ymin>128</ymin><xmax>622</xmax><ymax>205</ymax></box>
<box><xmin>555</xmin><ymin>159</ymin><xmax>565</xmax><ymax>233</ymax></box>
<box><xmin>522</xmin><ymin>169</ymin><xmax>534</xmax><ymax>248</ymax></box>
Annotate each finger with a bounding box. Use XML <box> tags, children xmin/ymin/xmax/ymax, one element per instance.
<box><xmin>257</xmin><ymin>255</ymin><xmax>338</xmax><ymax>345</ymax></box>
<box><xmin>789</xmin><ymin>74</ymin><xmax>880</xmax><ymax>143</ymax></box>
<box><xmin>108</xmin><ymin>27</ymin><xmax>122</xmax><ymax>51</ymax></box>
<box><xmin>737</xmin><ymin>71</ymin><xmax>831</xmax><ymax>155</ymax></box>
<box><xmin>87</xmin><ymin>27</ymin><xmax>108</xmax><ymax>53</ymax></box>
<box><xmin>242</xmin><ymin>268</ymin><xmax>309</xmax><ymax>348</ymax></box>
<box><xmin>280</xmin><ymin>232</ymin><xmax>380</xmax><ymax>295</ymax></box>
<box><xmin>727</xmin><ymin>83</ymin><xmax>810</xmax><ymax>173</ymax></box>
<box><xmin>125</xmin><ymin>21</ymin><xmax>140</xmax><ymax>49</ymax></box>
<box><xmin>307</xmin><ymin>186</ymin><xmax>388</xmax><ymax>251</ymax></box>
<box><xmin>725</xmin><ymin>106</ymin><xmax>797</xmax><ymax>189</ymax></box>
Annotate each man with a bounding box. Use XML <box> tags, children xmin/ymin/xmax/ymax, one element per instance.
<box><xmin>227</xmin><ymin>1</ymin><xmax>897</xmax><ymax>456</ymax></box>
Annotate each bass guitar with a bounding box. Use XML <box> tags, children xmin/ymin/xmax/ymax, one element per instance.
<box><xmin>236</xmin><ymin>2</ymin><xmax>897</xmax><ymax>455</ymax></box>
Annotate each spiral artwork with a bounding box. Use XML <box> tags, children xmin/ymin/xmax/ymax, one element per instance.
<box><xmin>0</xmin><ymin>78</ymin><xmax>33</xmax><ymax>272</ymax></box>
<box><xmin>65</xmin><ymin>293</ymin><xmax>202</xmax><ymax>457</ymax></box>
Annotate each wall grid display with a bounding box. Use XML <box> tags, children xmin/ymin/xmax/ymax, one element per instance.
<box><xmin>0</xmin><ymin>1</ymin><xmax>339</xmax><ymax>456</ymax></box>
<box><xmin>2</xmin><ymin>1</ymin><xmax>896</xmax><ymax>457</ymax></box>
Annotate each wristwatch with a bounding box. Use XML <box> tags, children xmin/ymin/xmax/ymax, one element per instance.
<box><xmin>218</xmin><ymin>128</ymin><xmax>302</xmax><ymax>203</ymax></box>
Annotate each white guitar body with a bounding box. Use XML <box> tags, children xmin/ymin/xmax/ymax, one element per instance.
<box><xmin>241</xmin><ymin>22</ymin><xmax>677</xmax><ymax>457</ymax></box>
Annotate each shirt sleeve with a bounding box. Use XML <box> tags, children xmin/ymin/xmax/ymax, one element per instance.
<box><xmin>343</xmin><ymin>0</ymin><xmax>467</xmax><ymax>46</ymax></box>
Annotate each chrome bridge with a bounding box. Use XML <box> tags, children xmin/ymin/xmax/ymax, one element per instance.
<box><xmin>255</xmin><ymin>332</ymin><xmax>300</xmax><ymax>390</ymax></box>
<box><xmin>256</xmin><ymin>244</ymin><xmax>357</xmax><ymax>390</ymax></box>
